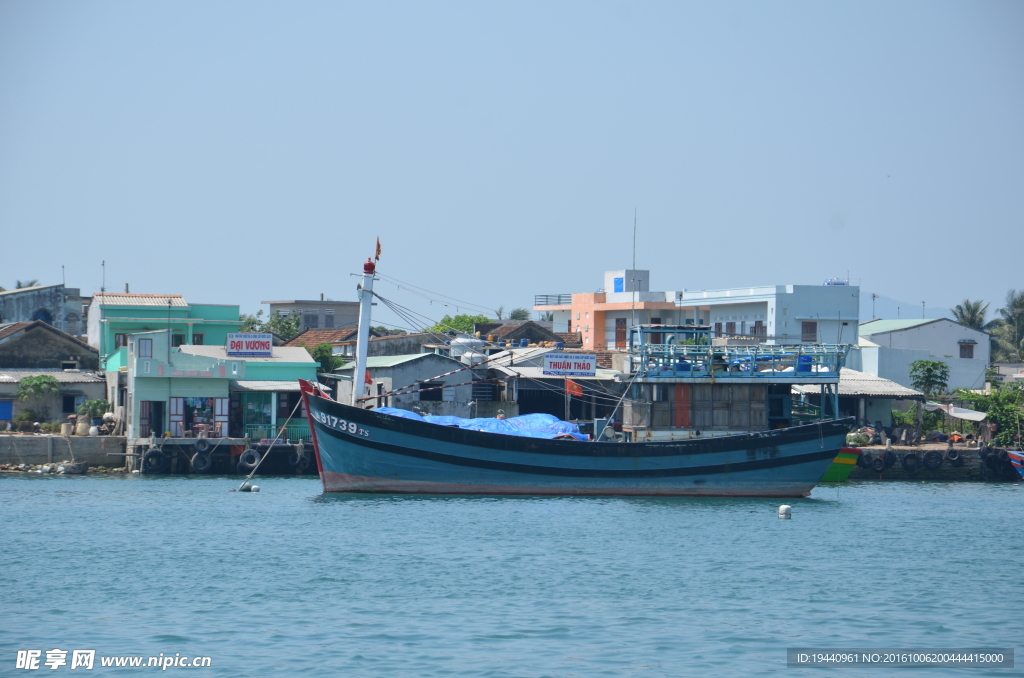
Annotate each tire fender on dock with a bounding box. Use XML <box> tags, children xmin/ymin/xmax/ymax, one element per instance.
<box><xmin>142</xmin><ymin>449</ymin><xmax>168</xmax><ymax>474</ymax></box>
<box><xmin>901</xmin><ymin>453</ymin><xmax>920</xmax><ymax>473</ymax></box>
<box><xmin>191</xmin><ymin>451</ymin><xmax>213</xmax><ymax>473</ymax></box>
<box><xmin>870</xmin><ymin>457</ymin><xmax>885</xmax><ymax>472</ymax></box>
<box><xmin>923</xmin><ymin>451</ymin><xmax>943</xmax><ymax>470</ymax></box>
<box><xmin>237</xmin><ymin>448</ymin><xmax>261</xmax><ymax>473</ymax></box>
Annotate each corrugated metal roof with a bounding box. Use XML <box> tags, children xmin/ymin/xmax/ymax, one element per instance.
<box><xmin>792</xmin><ymin>368</ymin><xmax>922</xmax><ymax>398</ymax></box>
<box><xmin>858</xmin><ymin>318</ymin><xmax>943</xmax><ymax>335</ymax></box>
<box><xmin>0</xmin><ymin>370</ymin><xmax>105</xmax><ymax>383</ymax></box>
<box><xmin>94</xmin><ymin>293</ymin><xmax>188</xmax><ymax>307</ymax></box>
<box><xmin>229</xmin><ymin>380</ymin><xmax>304</xmax><ymax>392</ymax></box>
<box><xmin>336</xmin><ymin>354</ymin><xmax>457</xmax><ymax>369</ymax></box>
<box><xmin>177</xmin><ymin>345</ymin><xmax>316</xmax><ymax>363</ymax></box>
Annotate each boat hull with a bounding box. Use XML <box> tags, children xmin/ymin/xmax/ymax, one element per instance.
<box><xmin>1009</xmin><ymin>450</ymin><xmax>1024</xmax><ymax>480</ymax></box>
<box><xmin>301</xmin><ymin>383</ymin><xmax>853</xmax><ymax>498</ymax></box>
<box><xmin>820</xmin><ymin>446</ymin><xmax>861</xmax><ymax>482</ymax></box>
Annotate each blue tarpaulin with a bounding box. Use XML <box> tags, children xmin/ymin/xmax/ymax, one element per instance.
<box><xmin>375</xmin><ymin>408</ymin><xmax>589</xmax><ymax>441</ymax></box>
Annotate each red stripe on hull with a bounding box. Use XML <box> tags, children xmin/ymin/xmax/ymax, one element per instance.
<box><xmin>321</xmin><ymin>471</ymin><xmax>814</xmax><ymax>498</ymax></box>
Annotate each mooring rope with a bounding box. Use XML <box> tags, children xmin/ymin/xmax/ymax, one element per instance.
<box><xmin>236</xmin><ymin>397</ymin><xmax>303</xmax><ymax>491</ymax></box>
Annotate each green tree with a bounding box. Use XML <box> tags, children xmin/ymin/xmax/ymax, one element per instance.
<box><xmin>957</xmin><ymin>383</ymin><xmax>1024</xmax><ymax>447</ymax></box>
<box><xmin>909</xmin><ymin>359</ymin><xmax>950</xmax><ymax>398</ymax></box>
<box><xmin>16</xmin><ymin>279</ymin><xmax>39</xmax><ymax>289</ymax></box>
<box><xmin>370</xmin><ymin>326</ymin><xmax>407</xmax><ymax>336</ymax></box>
<box><xmin>494</xmin><ymin>306</ymin><xmax>505</xmax><ymax>320</ymax></box>
<box><xmin>509</xmin><ymin>308</ymin><xmax>530</xmax><ymax>321</ymax></box>
<box><xmin>16</xmin><ymin>374</ymin><xmax>60</xmax><ymax>421</ymax></box>
<box><xmin>425</xmin><ymin>313</ymin><xmax>489</xmax><ymax>334</ymax></box>
<box><xmin>539</xmin><ymin>311</ymin><xmax>554</xmax><ymax>322</ymax></box>
<box><xmin>239</xmin><ymin>310</ymin><xmax>303</xmax><ymax>341</ymax></box>
<box><xmin>308</xmin><ymin>343</ymin><xmax>343</xmax><ymax>372</ymax></box>
<box><xmin>951</xmin><ymin>299</ymin><xmax>994</xmax><ymax>331</ymax></box>
<box><xmin>992</xmin><ymin>289</ymin><xmax>1024</xmax><ymax>363</ymax></box>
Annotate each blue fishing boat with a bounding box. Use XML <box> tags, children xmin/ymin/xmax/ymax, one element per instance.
<box><xmin>300</xmin><ymin>381</ymin><xmax>850</xmax><ymax>496</ymax></box>
<box><xmin>1009</xmin><ymin>449</ymin><xmax>1024</xmax><ymax>480</ymax></box>
<box><xmin>299</xmin><ymin>255</ymin><xmax>855</xmax><ymax>497</ymax></box>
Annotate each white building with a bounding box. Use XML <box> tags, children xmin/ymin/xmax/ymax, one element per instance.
<box><xmin>848</xmin><ymin>318</ymin><xmax>991</xmax><ymax>391</ymax></box>
<box><xmin>534</xmin><ymin>270</ymin><xmax>859</xmax><ymax>349</ymax></box>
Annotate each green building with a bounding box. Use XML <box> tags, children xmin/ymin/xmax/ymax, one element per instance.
<box><xmin>87</xmin><ymin>293</ymin><xmax>244</xmax><ymax>365</ymax></box>
<box><xmin>124</xmin><ymin>330</ymin><xmax>319</xmax><ymax>441</ymax></box>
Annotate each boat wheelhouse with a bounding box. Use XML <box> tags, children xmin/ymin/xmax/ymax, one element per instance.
<box><xmin>620</xmin><ymin>324</ymin><xmax>849</xmax><ymax>441</ymax></box>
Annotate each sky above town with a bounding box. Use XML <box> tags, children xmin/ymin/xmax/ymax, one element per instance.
<box><xmin>1</xmin><ymin>1</ymin><xmax>1021</xmax><ymax>331</ymax></box>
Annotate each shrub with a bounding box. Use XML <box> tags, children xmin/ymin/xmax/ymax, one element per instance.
<box><xmin>77</xmin><ymin>400</ymin><xmax>110</xmax><ymax>418</ymax></box>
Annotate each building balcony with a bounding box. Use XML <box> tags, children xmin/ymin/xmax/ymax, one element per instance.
<box><xmin>534</xmin><ymin>294</ymin><xmax>572</xmax><ymax>307</ymax></box>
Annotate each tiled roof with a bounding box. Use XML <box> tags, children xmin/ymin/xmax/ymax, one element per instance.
<box><xmin>556</xmin><ymin>332</ymin><xmax>583</xmax><ymax>346</ymax></box>
<box><xmin>176</xmin><ymin>345</ymin><xmax>316</xmax><ymax>363</ymax></box>
<box><xmin>0</xmin><ymin>370</ymin><xmax>105</xmax><ymax>383</ymax></box>
<box><xmin>94</xmin><ymin>293</ymin><xmax>188</xmax><ymax>307</ymax></box>
<box><xmin>792</xmin><ymin>368</ymin><xmax>922</xmax><ymax>398</ymax></box>
<box><xmin>0</xmin><ymin>322</ymin><xmax>30</xmax><ymax>340</ymax></box>
<box><xmin>0</xmin><ymin>320</ymin><xmax>96</xmax><ymax>351</ymax></box>
<box><xmin>284</xmin><ymin>328</ymin><xmax>360</xmax><ymax>347</ymax></box>
<box><xmin>561</xmin><ymin>348</ymin><xmax>616</xmax><ymax>368</ymax></box>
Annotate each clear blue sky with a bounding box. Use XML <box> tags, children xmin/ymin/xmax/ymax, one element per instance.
<box><xmin>1</xmin><ymin>1</ymin><xmax>1020</xmax><ymax>330</ymax></box>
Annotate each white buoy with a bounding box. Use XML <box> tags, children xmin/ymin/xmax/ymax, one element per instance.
<box><xmin>250</xmin><ymin>485</ymin><xmax>260</xmax><ymax>493</ymax></box>
<box><xmin>778</xmin><ymin>504</ymin><xmax>792</xmax><ymax>520</ymax></box>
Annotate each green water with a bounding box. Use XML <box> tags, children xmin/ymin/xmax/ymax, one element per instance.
<box><xmin>1</xmin><ymin>475</ymin><xmax>1020</xmax><ymax>676</ymax></box>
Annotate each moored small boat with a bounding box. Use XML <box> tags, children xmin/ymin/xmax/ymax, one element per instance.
<box><xmin>819</xmin><ymin>446</ymin><xmax>861</xmax><ymax>482</ymax></box>
<box><xmin>1009</xmin><ymin>449</ymin><xmax>1024</xmax><ymax>480</ymax></box>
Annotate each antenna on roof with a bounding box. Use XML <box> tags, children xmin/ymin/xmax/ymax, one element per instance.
<box><xmin>631</xmin><ymin>208</ymin><xmax>637</xmax><ymax>331</ymax></box>
<box><xmin>62</xmin><ymin>265</ymin><xmax>65</xmax><ymax>287</ymax></box>
<box><xmin>871</xmin><ymin>293</ymin><xmax>878</xmax><ymax>319</ymax></box>
<box><xmin>101</xmin><ymin>261</ymin><xmax>106</xmax><ymax>293</ymax></box>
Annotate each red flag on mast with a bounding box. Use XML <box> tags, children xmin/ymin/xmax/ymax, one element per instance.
<box><xmin>565</xmin><ymin>378</ymin><xmax>583</xmax><ymax>397</ymax></box>
<box><xmin>375</xmin><ymin>237</ymin><xmax>381</xmax><ymax>261</ymax></box>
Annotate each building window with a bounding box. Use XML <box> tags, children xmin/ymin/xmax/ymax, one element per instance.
<box><xmin>725</xmin><ymin>322</ymin><xmax>736</xmax><ymax>336</ymax></box>
<box><xmin>325</xmin><ymin>314</ymin><xmax>334</xmax><ymax>328</ymax></box>
<box><xmin>959</xmin><ymin>343</ymin><xmax>974</xmax><ymax>359</ymax></box>
<box><xmin>115</xmin><ymin>333</ymin><xmax>129</xmax><ymax>348</ymax></box>
<box><xmin>304</xmin><ymin>314</ymin><xmax>319</xmax><ymax>328</ymax></box>
<box><xmin>714</xmin><ymin>322</ymin><xmax>722</xmax><ymax>337</ymax></box>
<box><xmin>172</xmin><ymin>334</ymin><xmax>186</xmax><ymax>347</ymax></box>
<box><xmin>801</xmin><ymin>321</ymin><xmax>817</xmax><ymax>342</ymax></box>
<box><xmin>63</xmin><ymin>396</ymin><xmax>77</xmax><ymax>413</ymax></box>
<box><xmin>138</xmin><ymin>338</ymin><xmax>153</xmax><ymax>358</ymax></box>
<box><xmin>66</xmin><ymin>313</ymin><xmax>79</xmax><ymax>335</ymax></box>
<box><xmin>419</xmin><ymin>381</ymin><xmax>444</xmax><ymax>402</ymax></box>
<box><xmin>192</xmin><ymin>334</ymin><xmax>204</xmax><ymax>345</ymax></box>
<box><xmin>753</xmin><ymin>320</ymin><xmax>766</xmax><ymax>338</ymax></box>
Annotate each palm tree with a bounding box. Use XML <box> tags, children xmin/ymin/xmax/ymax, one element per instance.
<box><xmin>950</xmin><ymin>299</ymin><xmax>993</xmax><ymax>331</ymax></box>
<box><xmin>993</xmin><ymin>289</ymin><xmax>1024</xmax><ymax>363</ymax></box>
<box><xmin>16</xmin><ymin>279</ymin><xmax>39</xmax><ymax>289</ymax></box>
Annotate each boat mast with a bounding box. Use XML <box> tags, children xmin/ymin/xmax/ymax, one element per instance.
<box><xmin>352</xmin><ymin>256</ymin><xmax>376</xmax><ymax>406</ymax></box>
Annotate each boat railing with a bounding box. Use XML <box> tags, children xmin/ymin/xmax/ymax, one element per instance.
<box><xmin>630</xmin><ymin>343</ymin><xmax>850</xmax><ymax>379</ymax></box>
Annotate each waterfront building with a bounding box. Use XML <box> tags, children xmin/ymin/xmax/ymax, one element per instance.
<box><xmin>0</xmin><ymin>321</ymin><xmax>99</xmax><ymax>371</ymax></box>
<box><xmin>327</xmin><ymin>353</ymin><xmax>476</xmax><ymax>417</ymax></box>
<box><xmin>87</xmin><ymin>293</ymin><xmax>244</xmax><ymax>362</ymax></box>
<box><xmin>849</xmin><ymin>318</ymin><xmax>991</xmax><ymax>391</ymax></box>
<box><xmin>0</xmin><ymin>370</ymin><xmax>105</xmax><ymax>424</ymax></box>
<box><xmin>119</xmin><ymin>330</ymin><xmax>318</xmax><ymax>440</ymax></box>
<box><xmin>534</xmin><ymin>270</ymin><xmax>859</xmax><ymax>350</ymax></box>
<box><xmin>262</xmin><ymin>298</ymin><xmax>359</xmax><ymax>332</ymax></box>
<box><xmin>0</xmin><ymin>284</ymin><xmax>92</xmax><ymax>337</ymax></box>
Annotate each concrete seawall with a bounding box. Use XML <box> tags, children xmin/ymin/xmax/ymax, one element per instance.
<box><xmin>0</xmin><ymin>435</ymin><xmax>127</xmax><ymax>466</ymax></box>
<box><xmin>848</xmin><ymin>444</ymin><xmax>1017</xmax><ymax>482</ymax></box>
